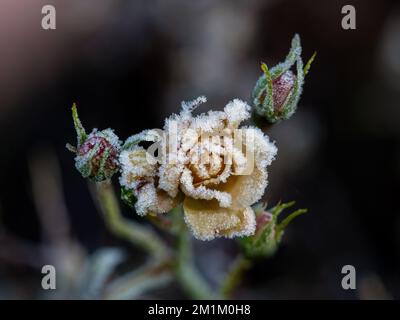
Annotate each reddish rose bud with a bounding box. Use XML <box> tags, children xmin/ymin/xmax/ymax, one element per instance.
<box><xmin>272</xmin><ymin>70</ymin><xmax>296</xmax><ymax>111</ymax></box>
<box><xmin>239</xmin><ymin>201</ymin><xmax>307</xmax><ymax>258</ymax></box>
<box><xmin>255</xmin><ymin>211</ymin><xmax>273</xmax><ymax>235</ymax></box>
<box><xmin>67</xmin><ymin>104</ymin><xmax>121</xmax><ymax>181</ymax></box>
<box><xmin>76</xmin><ymin>129</ymin><xmax>120</xmax><ymax>181</ymax></box>
<box><xmin>252</xmin><ymin>34</ymin><xmax>316</xmax><ymax>123</ymax></box>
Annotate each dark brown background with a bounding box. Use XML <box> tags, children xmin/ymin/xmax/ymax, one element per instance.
<box><xmin>0</xmin><ymin>0</ymin><xmax>399</xmax><ymax>299</ymax></box>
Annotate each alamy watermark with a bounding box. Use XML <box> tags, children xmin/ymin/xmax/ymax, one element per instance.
<box><xmin>142</xmin><ymin>126</ymin><xmax>257</xmax><ymax>176</ymax></box>
<box><xmin>341</xmin><ymin>265</ymin><xmax>356</xmax><ymax>290</ymax></box>
<box><xmin>41</xmin><ymin>5</ymin><xmax>56</xmax><ymax>30</ymax></box>
<box><xmin>41</xmin><ymin>265</ymin><xmax>56</xmax><ymax>290</ymax></box>
<box><xmin>341</xmin><ymin>5</ymin><xmax>356</xmax><ymax>30</ymax></box>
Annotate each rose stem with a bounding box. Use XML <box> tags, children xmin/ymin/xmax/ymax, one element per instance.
<box><xmin>174</xmin><ymin>210</ymin><xmax>216</xmax><ymax>299</ymax></box>
<box><xmin>220</xmin><ymin>254</ymin><xmax>252</xmax><ymax>298</ymax></box>
<box><xmin>91</xmin><ymin>180</ymin><xmax>170</xmax><ymax>262</ymax></box>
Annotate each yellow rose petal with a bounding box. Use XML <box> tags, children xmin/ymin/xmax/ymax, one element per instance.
<box><xmin>183</xmin><ymin>197</ymin><xmax>256</xmax><ymax>241</ymax></box>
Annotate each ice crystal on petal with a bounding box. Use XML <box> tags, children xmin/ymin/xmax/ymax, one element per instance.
<box><xmin>180</xmin><ymin>168</ymin><xmax>232</xmax><ymax>208</ymax></box>
<box><xmin>224</xmin><ymin>99</ymin><xmax>251</xmax><ymax>127</ymax></box>
<box><xmin>183</xmin><ymin>202</ymin><xmax>256</xmax><ymax>241</ymax></box>
<box><xmin>181</xmin><ymin>95</ymin><xmax>207</xmax><ymax>114</ymax></box>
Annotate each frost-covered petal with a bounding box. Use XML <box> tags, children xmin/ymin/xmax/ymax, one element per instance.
<box><xmin>119</xmin><ymin>147</ymin><xmax>156</xmax><ymax>189</ymax></box>
<box><xmin>249</xmin><ymin>127</ymin><xmax>278</xmax><ymax>167</ymax></box>
<box><xmin>197</xmin><ymin>162</ymin><xmax>231</xmax><ymax>187</ymax></box>
<box><xmin>231</xmin><ymin>146</ymin><xmax>248</xmax><ymax>175</ymax></box>
<box><xmin>181</xmin><ymin>96</ymin><xmax>207</xmax><ymax>114</ymax></box>
<box><xmin>191</xmin><ymin>110</ymin><xmax>225</xmax><ymax>133</ymax></box>
<box><xmin>180</xmin><ymin>128</ymin><xmax>199</xmax><ymax>152</ymax></box>
<box><xmin>123</xmin><ymin>129</ymin><xmax>163</xmax><ymax>150</ymax></box>
<box><xmin>134</xmin><ymin>183</ymin><xmax>179</xmax><ymax>216</ymax></box>
<box><xmin>119</xmin><ymin>147</ymin><xmax>179</xmax><ymax>216</ymax></box>
<box><xmin>158</xmin><ymin>162</ymin><xmax>184</xmax><ymax>198</ymax></box>
<box><xmin>183</xmin><ymin>197</ymin><xmax>256</xmax><ymax>241</ymax></box>
<box><xmin>180</xmin><ymin>168</ymin><xmax>232</xmax><ymax>207</ymax></box>
<box><xmin>223</xmin><ymin>99</ymin><xmax>251</xmax><ymax>128</ymax></box>
<box><xmin>217</xmin><ymin>128</ymin><xmax>277</xmax><ymax>208</ymax></box>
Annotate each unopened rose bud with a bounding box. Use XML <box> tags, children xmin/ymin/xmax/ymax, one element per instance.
<box><xmin>255</xmin><ymin>211</ymin><xmax>273</xmax><ymax>235</ymax></box>
<box><xmin>75</xmin><ymin>129</ymin><xmax>120</xmax><ymax>181</ymax></box>
<box><xmin>252</xmin><ymin>34</ymin><xmax>316</xmax><ymax>123</ymax></box>
<box><xmin>66</xmin><ymin>104</ymin><xmax>121</xmax><ymax>181</ymax></box>
<box><xmin>238</xmin><ymin>201</ymin><xmax>307</xmax><ymax>258</ymax></box>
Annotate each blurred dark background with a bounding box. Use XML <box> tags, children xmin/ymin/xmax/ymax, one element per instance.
<box><xmin>0</xmin><ymin>0</ymin><xmax>399</xmax><ymax>299</ymax></box>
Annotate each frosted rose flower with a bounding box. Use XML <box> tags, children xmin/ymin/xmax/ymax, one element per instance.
<box><xmin>119</xmin><ymin>97</ymin><xmax>277</xmax><ymax>240</ymax></box>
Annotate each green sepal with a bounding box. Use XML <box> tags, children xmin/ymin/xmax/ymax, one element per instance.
<box><xmin>121</xmin><ymin>186</ymin><xmax>137</xmax><ymax>208</ymax></box>
<box><xmin>270</xmin><ymin>200</ymin><xmax>295</xmax><ymax>217</ymax></box>
<box><xmin>304</xmin><ymin>51</ymin><xmax>317</xmax><ymax>76</ymax></box>
<box><xmin>122</xmin><ymin>135</ymin><xmax>142</xmax><ymax>151</ymax></box>
<box><xmin>238</xmin><ymin>201</ymin><xmax>307</xmax><ymax>259</ymax></box>
<box><xmin>72</xmin><ymin>103</ymin><xmax>87</xmax><ymax>147</ymax></box>
<box><xmin>74</xmin><ymin>137</ymin><xmax>101</xmax><ymax>179</ymax></box>
<box><xmin>275</xmin><ymin>208</ymin><xmax>307</xmax><ymax>241</ymax></box>
<box><xmin>252</xmin><ymin>202</ymin><xmax>268</xmax><ymax>215</ymax></box>
<box><xmin>280</xmin><ymin>55</ymin><xmax>304</xmax><ymax>120</ymax></box>
<box><xmin>96</xmin><ymin>148</ymin><xmax>112</xmax><ymax>182</ymax></box>
<box><xmin>65</xmin><ymin>143</ymin><xmax>77</xmax><ymax>153</ymax></box>
<box><xmin>75</xmin><ymin>154</ymin><xmax>93</xmax><ymax>179</ymax></box>
<box><xmin>253</xmin><ymin>63</ymin><xmax>275</xmax><ymax>121</ymax></box>
<box><xmin>122</xmin><ymin>129</ymin><xmax>162</xmax><ymax>151</ymax></box>
<box><xmin>239</xmin><ymin>216</ymin><xmax>277</xmax><ymax>258</ymax></box>
<box><xmin>269</xmin><ymin>33</ymin><xmax>301</xmax><ymax>79</ymax></box>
